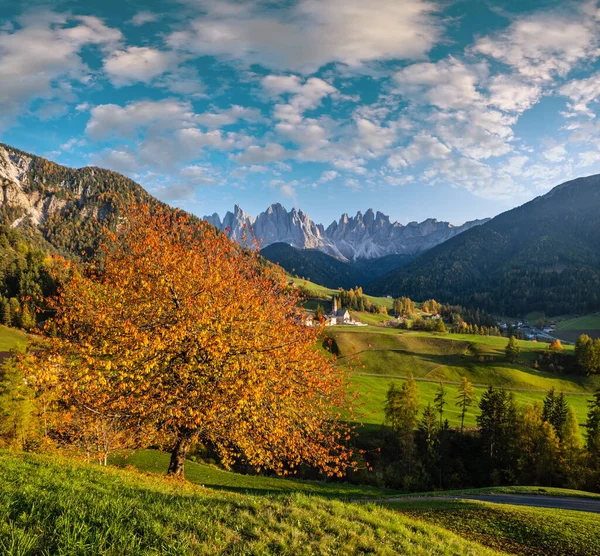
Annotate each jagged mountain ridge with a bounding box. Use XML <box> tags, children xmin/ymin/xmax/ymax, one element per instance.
<box><xmin>204</xmin><ymin>204</ymin><xmax>489</xmax><ymax>261</ymax></box>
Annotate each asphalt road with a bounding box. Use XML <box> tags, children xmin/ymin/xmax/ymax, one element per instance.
<box><xmin>364</xmin><ymin>494</ymin><xmax>600</xmax><ymax>513</ymax></box>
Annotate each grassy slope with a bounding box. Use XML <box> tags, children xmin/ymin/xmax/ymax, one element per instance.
<box><xmin>111</xmin><ymin>449</ymin><xmax>402</xmax><ymax>499</ymax></box>
<box><xmin>0</xmin><ymin>451</ymin><xmax>499</xmax><ymax>556</ymax></box>
<box><xmin>351</xmin><ymin>374</ymin><xmax>592</xmax><ymax>429</ymax></box>
<box><xmin>290</xmin><ymin>276</ymin><xmax>394</xmax><ymax>310</ymax></box>
<box><xmin>328</xmin><ymin>327</ymin><xmax>596</xmax><ymax>428</ymax></box>
<box><xmin>557</xmin><ymin>313</ymin><xmax>600</xmax><ymax>330</ymax></box>
<box><xmin>384</xmin><ymin>498</ymin><xmax>600</xmax><ymax>556</ymax></box>
<box><xmin>0</xmin><ymin>325</ymin><xmax>28</xmax><ymax>352</ymax></box>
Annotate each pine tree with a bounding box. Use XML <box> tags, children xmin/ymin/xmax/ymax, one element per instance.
<box><xmin>0</xmin><ymin>299</ymin><xmax>10</xmax><ymax>326</ymax></box>
<box><xmin>542</xmin><ymin>388</ymin><xmax>570</xmax><ymax>439</ymax></box>
<box><xmin>433</xmin><ymin>382</ymin><xmax>447</xmax><ymax>429</ymax></box>
<box><xmin>585</xmin><ymin>390</ymin><xmax>600</xmax><ymax>458</ymax></box>
<box><xmin>456</xmin><ymin>376</ymin><xmax>475</xmax><ymax>433</ymax></box>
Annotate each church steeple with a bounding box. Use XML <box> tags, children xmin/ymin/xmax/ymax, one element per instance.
<box><xmin>332</xmin><ymin>295</ymin><xmax>338</xmax><ymax>314</ymax></box>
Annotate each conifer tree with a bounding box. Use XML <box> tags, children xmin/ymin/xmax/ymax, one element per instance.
<box><xmin>433</xmin><ymin>382</ymin><xmax>447</xmax><ymax>429</ymax></box>
<box><xmin>456</xmin><ymin>376</ymin><xmax>475</xmax><ymax>432</ymax></box>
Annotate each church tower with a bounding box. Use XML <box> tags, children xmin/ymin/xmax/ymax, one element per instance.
<box><xmin>332</xmin><ymin>295</ymin><xmax>338</xmax><ymax>314</ymax></box>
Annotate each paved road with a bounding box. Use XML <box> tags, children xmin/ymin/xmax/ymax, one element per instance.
<box><xmin>361</xmin><ymin>494</ymin><xmax>600</xmax><ymax>513</ymax></box>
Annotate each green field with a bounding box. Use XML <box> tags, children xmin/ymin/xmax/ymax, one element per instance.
<box><xmin>385</xmin><ymin>498</ymin><xmax>600</xmax><ymax>556</ymax></box>
<box><xmin>351</xmin><ymin>374</ymin><xmax>592</xmax><ymax>428</ymax></box>
<box><xmin>0</xmin><ymin>450</ymin><xmax>500</xmax><ymax>555</ymax></box>
<box><xmin>111</xmin><ymin>449</ymin><xmax>401</xmax><ymax>499</ymax></box>
<box><xmin>554</xmin><ymin>313</ymin><xmax>600</xmax><ymax>342</ymax></box>
<box><xmin>0</xmin><ymin>325</ymin><xmax>28</xmax><ymax>352</ymax></box>
<box><xmin>326</xmin><ymin>326</ymin><xmax>597</xmax><ymax>428</ymax></box>
<box><xmin>557</xmin><ymin>314</ymin><xmax>600</xmax><ymax>331</ymax></box>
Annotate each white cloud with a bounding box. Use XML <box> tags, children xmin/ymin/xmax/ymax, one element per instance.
<box><xmin>0</xmin><ymin>12</ymin><xmax>122</xmax><ymax>127</ymax></box>
<box><xmin>487</xmin><ymin>76</ymin><xmax>542</xmax><ymax>112</ymax></box>
<box><xmin>318</xmin><ymin>170</ymin><xmax>338</xmax><ymax>183</ymax></box>
<box><xmin>393</xmin><ymin>57</ymin><xmax>483</xmax><ymax>110</ymax></box>
<box><xmin>85</xmin><ymin>99</ymin><xmax>197</xmax><ymax>140</ymax></box>
<box><xmin>233</xmin><ymin>143</ymin><xmax>288</xmax><ymax>164</ymax></box>
<box><xmin>129</xmin><ymin>11</ymin><xmax>160</xmax><ymax>26</ymax></box>
<box><xmin>264</xmin><ymin>76</ymin><xmax>337</xmax><ymax>125</ymax></box>
<box><xmin>559</xmin><ymin>72</ymin><xmax>600</xmax><ymax>118</ymax></box>
<box><xmin>175</xmin><ymin>128</ymin><xmax>249</xmax><ymax>151</ymax></box>
<box><xmin>167</xmin><ymin>0</ymin><xmax>442</xmax><ymax>72</ymax></box>
<box><xmin>280</xmin><ymin>183</ymin><xmax>297</xmax><ymax>200</ymax></box>
<box><xmin>543</xmin><ymin>145</ymin><xmax>567</xmax><ymax>162</ymax></box>
<box><xmin>472</xmin><ymin>5</ymin><xmax>600</xmax><ymax>82</ymax></box>
<box><xmin>179</xmin><ymin>164</ymin><xmax>218</xmax><ymax>185</ymax></box>
<box><xmin>195</xmin><ymin>105</ymin><xmax>264</xmax><ymax>128</ymax></box>
<box><xmin>104</xmin><ymin>46</ymin><xmax>176</xmax><ymax>86</ymax></box>
<box><xmin>355</xmin><ymin>118</ymin><xmax>397</xmax><ymax>152</ymax></box>
<box><xmin>503</xmin><ymin>155</ymin><xmax>529</xmax><ymax>175</ymax></box>
<box><xmin>579</xmin><ymin>150</ymin><xmax>600</xmax><ymax>166</ymax></box>
<box><xmin>428</xmin><ymin>156</ymin><xmax>526</xmax><ymax>199</ymax></box>
<box><xmin>156</xmin><ymin>66</ymin><xmax>206</xmax><ymax>97</ymax></box>
<box><xmin>92</xmin><ymin>148</ymin><xmax>141</xmax><ymax>174</ymax></box>
<box><xmin>388</xmin><ymin>133</ymin><xmax>450</xmax><ymax>168</ymax></box>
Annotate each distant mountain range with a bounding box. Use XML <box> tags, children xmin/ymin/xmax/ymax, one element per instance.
<box><xmin>204</xmin><ymin>204</ymin><xmax>488</xmax><ymax>261</ymax></box>
<box><xmin>2</xmin><ymin>141</ymin><xmax>600</xmax><ymax>318</ymax></box>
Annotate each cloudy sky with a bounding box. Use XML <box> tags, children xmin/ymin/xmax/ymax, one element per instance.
<box><xmin>2</xmin><ymin>0</ymin><xmax>600</xmax><ymax>225</ymax></box>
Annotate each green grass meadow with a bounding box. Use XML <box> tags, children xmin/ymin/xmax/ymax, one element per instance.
<box><xmin>0</xmin><ymin>451</ymin><xmax>500</xmax><ymax>556</ymax></box>
<box><xmin>328</xmin><ymin>326</ymin><xmax>597</xmax><ymax>428</ymax></box>
<box><xmin>385</xmin><ymin>498</ymin><xmax>600</xmax><ymax>555</ymax></box>
<box><xmin>111</xmin><ymin>449</ymin><xmax>401</xmax><ymax>499</ymax></box>
<box><xmin>0</xmin><ymin>325</ymin><xmax>28</xmax><ymax>353</ymax></box>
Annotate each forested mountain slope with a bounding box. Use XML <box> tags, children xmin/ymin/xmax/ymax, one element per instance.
<box><xmin>370</xmin><ymin>174</ymin><xmax>600</xmax><ymax>317</ymax></box>
<box><xmin>0</xmin><ymin>143</ymin><xmax>159</xmax><ymax>258</ymax></box>
<box><xmin>261</xmin><ymin>242</ymin><xmax>414</xmax><ymax>289</ymax></box>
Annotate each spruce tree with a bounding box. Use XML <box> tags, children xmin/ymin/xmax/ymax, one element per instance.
<box><xmin>456</xmin><ymin>376</ymin><xmax>475</xmax><ymax>433</ymax></box>
<box><xmin>433</xmin><ymin>382</ymin><xmax>447</xmax><ymax>428</ymax></box>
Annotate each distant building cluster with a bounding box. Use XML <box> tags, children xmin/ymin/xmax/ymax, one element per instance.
<box><xmin>305</xmin><ymin>296</ymin><xmax>367</xmax><ymax>327</ymax></box>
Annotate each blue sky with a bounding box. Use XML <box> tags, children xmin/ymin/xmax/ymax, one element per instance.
<box><xmin>2</xmin><ymin>0</ymin><xmax>600</xmax><ymax>226</ymax></box>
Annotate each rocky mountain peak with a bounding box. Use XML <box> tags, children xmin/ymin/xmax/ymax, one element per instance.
<box><xmin>204</xmin><ymin>204</ymin><xmax>489</xmax><ymax>261</ymax></box>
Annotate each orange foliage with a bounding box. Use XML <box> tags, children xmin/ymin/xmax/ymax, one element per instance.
<box><xmin>31</xmin><ymin>204</ymin><xmax>356</xmax><ymax>476</ymax></box>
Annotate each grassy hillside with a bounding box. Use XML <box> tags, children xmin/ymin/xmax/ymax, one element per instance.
<box><xmin>351</xmin><ymin>374</ymin><xmax>592</xmax><ymax>429</ymax></box>
<box><xmin>386</xmin><ymin>498</ymin><xmax>600</xmax><ymax>556</ymax></box>
<box><xmin>290</xmin><ymin>276</ymin><xmax>394</xmax><ymax>310</ymax></box>
<box><xmin>0</xmin><ymin>325</ymin><xmax>28</xmax><ymax>352</ymax></box>
<box><xmin>0</xmin><ymin>451</ymin><xmax>500</xmax><ymax>555</ymax></box>
<box><xmin>555</xmin><ymin>313</ymin><xmax>600</xmax><ymax>342</ymax></box>
<box><xmin>111</xmin><ymin>449</ymin><xmax>401</xmax><ymax>499</ymax></box>
<box><xmin>326</xmin><ymin>327</ymin><xmax>597</xmax><ymax>428</ymax></box>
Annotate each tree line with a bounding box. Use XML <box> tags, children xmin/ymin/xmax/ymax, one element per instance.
<box><xmin>359</xmin><ymin>377</ymin><xmax>600</xmax><ymax>492</ymax></box>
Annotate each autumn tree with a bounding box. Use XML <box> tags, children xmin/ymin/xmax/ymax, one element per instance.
<box><xmin>29</xmin><ymin>204</ymin><xmax>356</xmax><ymax>477</ymax></box>
<box><xmin>456</xmin><ymin>376</ymin><xmax>475</xmax><ymax>433</ymax></box>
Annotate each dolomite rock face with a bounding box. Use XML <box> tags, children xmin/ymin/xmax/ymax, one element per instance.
<box><xmin>205</xmin><ymin>203</ymin><xmax>488</xmax><ymax>261</ymax></box>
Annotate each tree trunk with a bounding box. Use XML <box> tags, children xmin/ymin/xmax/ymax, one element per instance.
<box><xmin>168</xmin><ymin>437</ymin><xmax>189</xmax><ymax>477</ymax></box>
